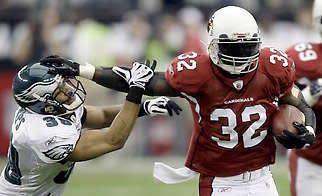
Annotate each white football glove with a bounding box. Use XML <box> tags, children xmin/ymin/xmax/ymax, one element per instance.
<box><xmin>113</xmin><ymin>60</ymin><xmax>156</xmax><ymax>90</ymax></box>
<box><xmin>128</xmin><ymin>62</ymin><xmax>154</xmax><ymax>89</ymax></box>
<box><xmin>143</xmin><ymin>96</ymin><xmax>182</xmax><ymax>116</ymax></box>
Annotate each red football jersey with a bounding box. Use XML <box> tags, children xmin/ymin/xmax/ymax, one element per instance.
<box><xmin>286</xmin><ymin>42</ymin><xmax>322</xmax><ymax>165</ymax></box>
<box><xmin>165</xmin><ymin>48</ymin><xmax>295</xmax><ymax>176</ymax></box>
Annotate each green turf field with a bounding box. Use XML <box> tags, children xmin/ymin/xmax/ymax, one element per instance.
<box><xmin>65</xmin><ymin>169</ymin><xmax>289</xmax><ymax>196</ymax></box>
<box><xmin>64</xmin><ymin>157</ymin><xmax>291</xmax><ymax>196</ymax></box>
<box><xmin>0</xmin><ymin>157</ymin><xmax>290</xmax><ymax>196</ymax></box>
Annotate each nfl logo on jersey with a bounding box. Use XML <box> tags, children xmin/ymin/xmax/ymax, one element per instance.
<box><xmin>233</xmin><ymin>80</ymin><xmax>243</xmax><ymax>90</ymax></box>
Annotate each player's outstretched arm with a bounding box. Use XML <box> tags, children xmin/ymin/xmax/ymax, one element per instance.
<box><xmin>82</xmin><ymin>96</ymin><xmax>182</xmax><ymax>129</ymax></box>
<box><xmin>68</xmin><ymin>62</ymin><xmax>154</xmax><ymax>161</ymax></box>
<box><xmin>95</xmin><ymin>69</ymin><xmax>180</xmax><ymax>96</ymax></box>
<box><xmin>40</xmin><ymin>55</ymin><xmax>180</xmax><ymax>96</ymax></box>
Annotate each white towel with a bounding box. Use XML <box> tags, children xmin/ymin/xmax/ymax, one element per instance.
<box><xmin>153</xmin><ymin>162</ymin><xmax>198</xmax><ymax>184</ymax></box>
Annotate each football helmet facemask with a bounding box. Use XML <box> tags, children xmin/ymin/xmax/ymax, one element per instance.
<box><xmin>207</xmin><ymin>6</ymin><xmax>261</xmax><ymax>75</ymax></box>
<box><xmin>13</xmin><ymin>63</ymin><xmax>86</xmax><ymax>115</ymax></box>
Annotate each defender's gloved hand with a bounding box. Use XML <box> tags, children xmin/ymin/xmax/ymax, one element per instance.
<box><xmin>125</xmin><ymin>60</ymin><xmax>156</xmax><ymax>104</ymax></box>
<box><xmin>112</xmin><ymin>60</ymin><xmax>157</xmax><ymax>85</ymax></box>
<box><xmin>128</xmin><ymin>61</ymin><xmax>155</xmax><ymax>90</ymax></box>
<box><xmin>40</xmin><ymin>55</ymin><xmax>95</xmax><ymax>80</ymax></box>
<box><xmin>140</xmin><ymin>97</ymin><xmax>183</xmax><ymax>117</ymax></box>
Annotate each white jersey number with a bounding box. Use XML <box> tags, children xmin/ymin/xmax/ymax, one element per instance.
<box><xmin>294</xmin><ymin>43</ymin><xmax>318</xmax><ymax>62</ymax></box>
<box><xmin>210</xmin><ymin>105</ymin><xmax>267</xmax><ymax>149</ymax></box>
<box><xmin>269</xmin><ymin>47</ymin><xmax>289</xmax><ymax>67</ymax></box>
<box><xmin>176</xmin><ymin>52</ymin><xmax>197</xmax><ymax>71</ymax></box>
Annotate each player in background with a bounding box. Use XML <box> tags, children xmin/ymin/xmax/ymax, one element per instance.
<box><xmin>44</xmin><ymin>6</ymin><xmax>316</xmax><ymax>196</ymax></box>
<box><xmin>286</xmin><ymin>1</ymin><xmax>322</xmax><ymax>195</ymax></box>
<box><xmin>0</xmin><ymin>60</ymin><xmax>182</xmax><ymax>195</ymax></box>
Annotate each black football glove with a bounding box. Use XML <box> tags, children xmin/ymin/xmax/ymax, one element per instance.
<box><xmin>40</xmin><ymin>55</ymin><xmax>80</xmax><ymax>77</ymax></box>
<box><xmin>275</xmin><ymin>122</ymin><xmax>315</xmax><ymax>149</ymax></box>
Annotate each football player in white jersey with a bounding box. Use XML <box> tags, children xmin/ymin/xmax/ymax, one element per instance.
<box><xmin>0</xmin><ymin>60</ymin><xmax>182</xmax><ymax>196</ymax></box>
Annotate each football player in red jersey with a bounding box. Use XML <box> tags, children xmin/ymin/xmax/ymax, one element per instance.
<box><xmin>43</xmin><ymin>6</ymin><xmax>316</xmax><ymax>196</ymax></box>
<box><xmin>286</xmin><ymin>1</ymin><xmax>322</xmax><ymax>196</ymax></box>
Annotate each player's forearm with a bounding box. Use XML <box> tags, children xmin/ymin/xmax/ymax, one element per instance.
<box><xmin>101</xmin><ymin>105</ymin><xmax>123</xmax><ymax>127</ymax></box>
<box><xmin>69</xmin><ymin>101</ymin><xmax>138</xmax><ymax>162</ymax></box>
<box><xmin>107</xmin><ymin>93</ymin><xmax>141</xmax><ymax>149</ymax></box>
<box><xmin>97</xmin><ymin>102</ymin><xmax>155</xmax><ymax>128</ymax></box>
<box><xmin>92</xmin><ymin>67</ymin><xmax>180</xmax><ymax>97</ymax></box>
<box><xmin>296</xmin><ymin>98</ymin><xmax>317</xmax><ymax>133</ymax></box>
<box><xmin>93</xmin><ymin>67</ymin><xmax>129</xmax><ymax>93</ymax></box>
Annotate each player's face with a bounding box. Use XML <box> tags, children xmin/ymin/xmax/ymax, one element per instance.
<box><xmin>53</xmin><ymin>80</ymin><xmax>76</xmax><ymax>105</ymax></box>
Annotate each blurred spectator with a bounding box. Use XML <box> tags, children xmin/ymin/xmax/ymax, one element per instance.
<box><xmin>68</xmin><ymin>19</ymin><xmax>110</xmax><ymax>66</ymax></box>
<box><xmin>145</xmin><ymin>14</ymin><xmax>184</xmax><ymax>71</ymax></box>
<box><xmin>177</xmin><ymin>6</ymin><xmax>207</xmax><ymax>53</ymax></box>
<box><xmin>109</xmin><ymin>10</ymin><xmax>151</xmax><ymax>65</ymax></box>
<box><xmin>11</xmin><ymin>7</ymin><xmax>74</xmax><ymax>67</ymax></box>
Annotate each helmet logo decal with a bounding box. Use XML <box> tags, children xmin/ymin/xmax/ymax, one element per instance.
<box><xmin>233</xmin><ymin>80</ymin><xmax>244</xmax><ymax>90</ymax></box>
<box><xmin>14</xmin><ymin>79</ymin><xmax>58</xmax><ymax>103</ymax></box>
<box><xmin>207</xmin><ymin>17</ymin><xmax>214</xmax><ymax>34</ymax></box>
<box><xmin>45</xmin><ymin>105</ymin><xmax>55</xmax><ymax>113</ymax></box>
<box><xmin>232</xmin><ymin>32</ymin><xmax>250</xmax><ymax>39</ymax></box>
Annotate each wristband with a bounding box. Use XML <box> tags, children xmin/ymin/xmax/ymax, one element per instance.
<box><xmin>138</xmin><ymin>104</ymin><xmax>147</xmax><ymax>117</ymax></box>
<box><xmin>79</xmin><ymin>62</ymin><xmax>96</xmax><ymax>80</ymax></box>
<box><xmin>126</xmin><ymin>87</ymin><xmax>144</xmax><ymax>104</ymax></box>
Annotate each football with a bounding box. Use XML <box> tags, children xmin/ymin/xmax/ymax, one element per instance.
<box><xmin>271</xmin><ymin>105</ymin><xmax>305</xmax><ymax>136</ymax></box>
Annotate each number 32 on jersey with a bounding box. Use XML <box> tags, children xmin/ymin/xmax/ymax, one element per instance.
<box><xmin>211</xmin><ymin>105</ymin><xmax>268</xmax><ymax>149</ymax></box>
<box><xmin>176</xmin><ymin>52</ymin><xmax>197</xmax><ymax>71</ymax></box>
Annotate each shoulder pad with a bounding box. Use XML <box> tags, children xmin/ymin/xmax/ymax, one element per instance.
<box><xmin>165</xmin><ymin>52</ymin><xmax>213</xmax><ymax>95</ymax></box>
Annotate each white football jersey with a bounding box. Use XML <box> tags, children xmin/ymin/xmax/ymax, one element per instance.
<box><xmin>0</xmin><ymin>106</ymin><xmax>84</xmax><ymax>196</ymax></box>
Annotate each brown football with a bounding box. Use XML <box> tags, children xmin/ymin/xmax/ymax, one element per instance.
<box><xmin>271</xmin><ymin>105</ymin><xmax>305</xmax><ymax>136</ymax></box>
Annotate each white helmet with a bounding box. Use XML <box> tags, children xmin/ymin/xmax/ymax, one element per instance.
<box><xmin>207</xmin><ymin>6</ymin><xmax>261</xmax><ymax>75</ymax></box>
<box><xmin>313</xmin><ymin>0</ymin><xmax>322</xmax><ymax>36</ymax></box>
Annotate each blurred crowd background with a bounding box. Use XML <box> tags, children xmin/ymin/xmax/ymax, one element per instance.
<box><xmin>0</xmin><ymin>0</ymin><xmax>319</xmax><ymax>159</ymax></box>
